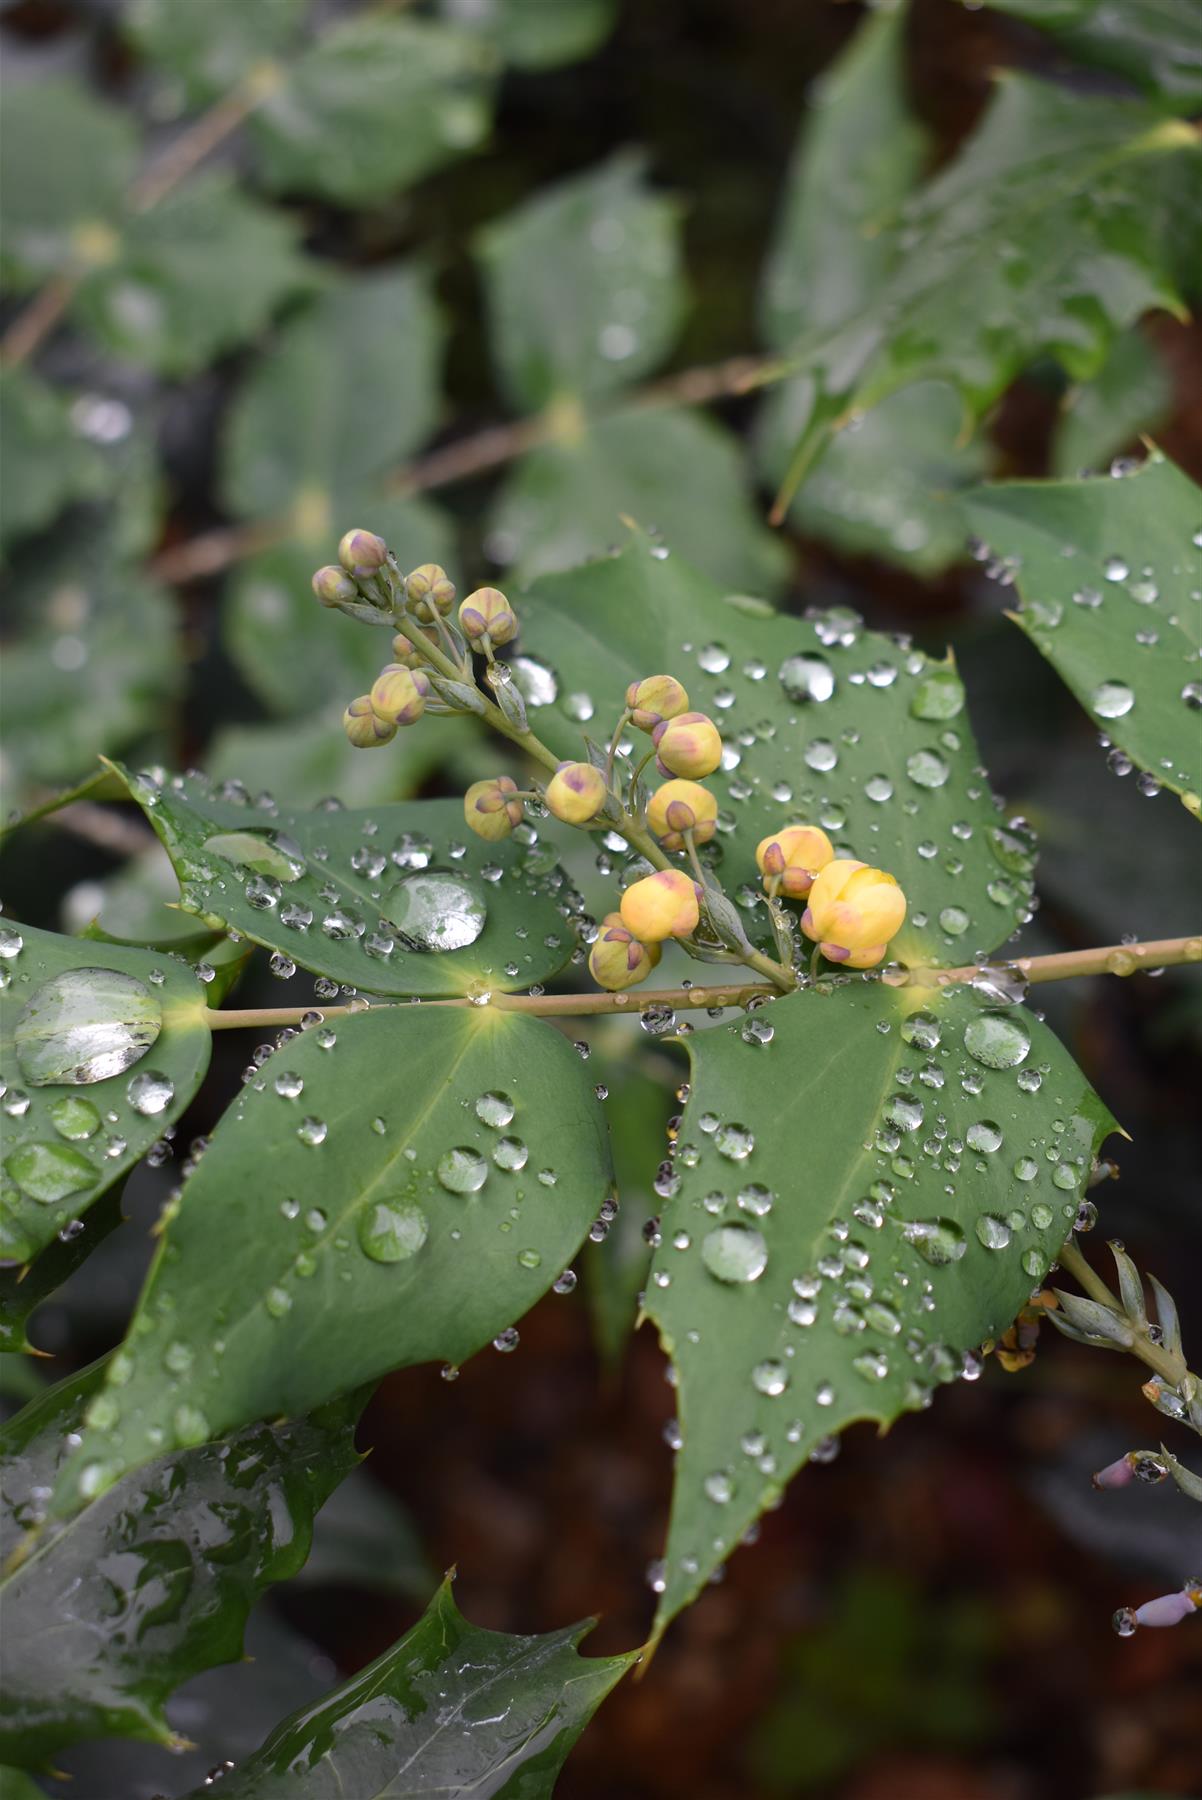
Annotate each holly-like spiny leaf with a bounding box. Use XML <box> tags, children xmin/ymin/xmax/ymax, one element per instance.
<box><xmin>515</xmin><ymin>540</ymin><xmax>1036</xmax><ymax>968</ymax></box>
<box><xmin>50</xmin><ymin>1004</ymin><xmax>613</xmax><ymax>1512</ymax></box>
<box><xmin>0</xmin><ymin>923</ymin><xmax>211</xmax><ymax>1262</ymax></box>
<box><xmin>979</xmin><ymin>0</ymin><xmax>1202</xmax><ymax>116</ymax></box>
<box><xmin>179</xmin><ymin>1575</ymin><xmax>635</xmax><ymax>1800</ymax></box>
<box><xmin>644</xmin><ymin>978</ymin><xmax>1117</xmax><ymax>1638</ymax></box>
<box><xmin>0</xmin><ymin>1363</ymin><xmax>364</xmax><ymax>1766</ymax></box>
<box><xmin>966</xmin><ymin>453</ymin><xmax>1202</xmax><ymax>811</ymax></box>
<box><xmin>107</xmin><ymin>763</ymin><xmax>579</xmax><ymax>997</ymax></box>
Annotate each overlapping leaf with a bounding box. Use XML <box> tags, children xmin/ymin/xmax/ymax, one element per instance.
<box><xmin>0</xmin><ymin>82</ymin><xmax>135</xmax><ymax>288</ymax></box>
<box><xmin>180</xmin><ymin>1577</ymin><xmax>635</xmax><ymax>1800</ymax></box>
<box><xmin>516</xmin><ymin>541</ymin><xmax>1036</xmax><ymax>967</ymax></box>
<box><xmin>0</xmin><ymin>923</ymin><xmax>211</xmax><ymax>1262</ymax></box>
<box><xmin>644</xmin><ymin>980</ymin><xmax>1117</xmax><ymax>1637</ymax></box>
<box><xmin>0</xmin><ymin>371</ymin><xmax>108</xmax><ymax>553</ymax></box>
<box><xmin>109</xmin><ymin>763</ymin><xmax>578</xmax><ymax>996</ymax></box>
<box><xmin>769</xmin><ymin>73</ymin><xmax>1198</xmax><ymax>510</ymax></box>
<box><xmin>441</xmin><ymin>0</ymin><xmax>618</xmax><ymax>69</ymax></box>
<box><xmin>0</xmin><ymin>1188</ymin><xmax>125</xmax><ymax>1353</ymax></box>
<box><xmin>967</xmin><ymin>453</ymin><xmax>1202</xmax><ymax>808</ymax></box>
<box><xmin>1052</xmin><ymin>327</ymin><xmax>1172</xmax><ymax>477</ymax></box>
<box><xmin>0</xmin><ymin>1363</ymin><xmax>363</xmax><ymax>1765</ymax></box>
<box><xmin>125</xmin><ymin>0</ymin><xmax>309</xmax><ymax>107</ymax></box>
<box><xmin>50</xmin><ymin>1005</ymin><xmax>613</xmax><ymax>1512</ymax></box>
<box><xmin>982</xmin><ymin>0</ymin><xmax>1202</xmax><ymax>114</ymax></box>
<box><xmin>249</xmin><ymin>17</ymin><xmax>498</xmax><ymax>204</ymax></box>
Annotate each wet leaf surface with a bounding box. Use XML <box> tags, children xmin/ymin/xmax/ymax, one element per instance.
<box><xmin>0</xmin><ymin>1363</ymin><xmax>364</xmax><ymax>1766</ymax></box>
<box><xmin>51</xmin><ymin>1005</ymin><xmax>613</xmax><ymax>1512</ymax></box>
<box><xmin>644</xmin><ymin>979</ymin><xmax>1117</xmax><ymax>1637</ymax></box>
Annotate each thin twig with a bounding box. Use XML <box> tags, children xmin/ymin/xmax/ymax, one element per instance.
<box><xmin>46</xmin><ymin>803</ymin><xmax>156</xmax><ymax>859</ymax></box>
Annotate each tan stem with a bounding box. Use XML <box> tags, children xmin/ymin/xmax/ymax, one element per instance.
<box><xmin>897</xmin><ymin>936</ymin><xmax>1201</xmax><ymax>988</ymax></box>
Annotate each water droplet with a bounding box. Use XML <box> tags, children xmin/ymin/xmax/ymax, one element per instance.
<box><xmin>274</xmin><ymin>1070</ymin><xmax>304</xmax><ymax>1099</ymax></box>
<box><xmin>50</xmin><ymin>1095</ymin><xmax>101</xmax><ymax>1140</ymax></box>
<box><xmin>751</xmin><ymin>1358</ymin><xmax>789</xmax><ymax>1396</ymax></box>
<box><xmin>358</xmin><ymin>1197</ymin><xmax>428</xmax><ymax>1262</ymax></box>
<box><xmin>714</xmin><ymin>1122</ymin><xmax>754</xmax><ymax>1161</ymax></box>
<box><xmin>15</xmin><ymin>967</ymin><xmax>162</xmax><ymax>1086</ymax></box>
<box><xmin>1091</xmin><ymin>681</ymin><xmax>1135</xmax><ymax>720</ymax></box>
<box><xmin>804</xmin><ymin>737</ymin><xmax>839</xmax><ymax>772</ymax></box>
<box><xmin>126</xmin><ymin>1070</ymin><xmax>174</xmax><ymax>1116</ymax></box>
<box><xmin>910</xmin><ymin>671</ymin><xmax>965</xmax><ymax>721</ymax></box>
<box><xmin>939</xmin><ymin>906</ymin><xmax>970</xmax><ymax>937</ymax></box>
<box><xmin>437</xmin><ymin>1146</ymin><xmax>488</xmax><ymax>1193</ymax></box>
<box><xmin>779</xmin><ymin>652</ymin><xmax>835</xmax><ymax>704</ymax></box>
<box><xmin>383</xmin><ymin>871</ymin><xmax>487</xmax><ymax>952</ymax></box>
<box><xmin>1180</xmin><ymin>681</ymin><xmax>1202</xmax><ymax>710</ymax></box>
<box><xmin>884</xmin><ymin>1094</ymin><xmax>924</xmax><ymax>1133</ymax></box>
<box><xmin>975</xmin><ymin>1214</ymin><xmax>1012</xmax><ymax>1250</ymax></box>
<box><xmin>903</xmin><ymin>1217</ymin><xmax>967</xmax><ymax>1266</ymax></box>
<box><xmin>174</xmin><ymin>1404</ymin><xmax>210</xmax><ymax>1448</ymax></box>
<box><xmin>202</xmin><ymin>830</ymin><xmax>306</xmax><ymax>881</ymax></box>
<box><xmin>964</xmin><ymin>1011</ymin><xmax>1030</xmax><ymax>1069</ymax></box>
<box><xmin>1013</xmin><ymin>1156</ymin><xmax>1039</xmax><ymax>1182</ymax></box>
<box><xmin>1030</xmin><ymin>1201</ymin><xmax>1055</xmax><ymax>1230</ymax></box>
<box><xmin>701</xmin><ymin>1223</ymin><xmax>768</xmax><ymax>1283</ymax></box>
<box><xmin>966</xmin><ymin>1120</ymin><xmax>1003</xmax><ymax>1154</ymax></box>
<box><xmin>475</xmin><ymin>1091</ymin><xmax>515</xmax><ymax>1128</ymax></box>
<box><xmin>4</xmin><ymin>1141</ymin><xmax>94</xmax><ymax>1204</ymax></box>
<box><xmin>865</xmin><ymin>774</ymin><xmax>894</xmax><ymax>803</ymax></box>
<box><xmin>901</xmin><ymin>1010</ymin><xmax>941</xmax><ymax>1051</ymax></box>
<box><xmin>508</xmin><ymin>656</ymin><xmax>558</xmax><ymax>707</ymax></box>
<box><xmin>493</xmin><ymin>1135</ymin><xmax>528</xmax><ymax>1172</ymax></box>
<box><xmin>493</xmin><ymin>1326</ymin><xmax>520</xmax><ymax>1353</ymax></box>
<box><xmin>517</xmin><ymin>1247</ymin><xmax>542</xmax><ymax>1270</ymax></box>
<box><xmin>906</xmin><ymin>749</ymin><xmax>950</xmax><ymax>789</ymax></box>
<box><xmin>704</xmin><ymin>1470</ymin><xmax>734</xmax><ymax>1504</ymax></box>
<box><xmin>296</xmin><ymin>1116</ymin><xmax>327</xmax><ymax>1147</ymax></box>
<box><xmin>0</xmin><ymin>928</ymin><xmax>24</xmax><ymax>959</ymax></box>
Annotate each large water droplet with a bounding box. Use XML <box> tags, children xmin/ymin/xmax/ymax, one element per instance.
<box><xmin>905</xmin><ymin>749</ymin><xmax>950</xmax><ymax>789</ymax></box>
<box><xmin>1091</xmin><ymin>681</ymin><xmax>1135</xmax><ymax>720</ymax></box>
<box><xmin>903</xmin><ymin>1217</ymin><xmax>967</xmax><ymax>1267</ymax></box>
<box><xmin>964</xmin><ymin>1011</ymin><xmax>1031</xmax><ymax>1069</ymax></box>
<box><xmin>975</xmin><ymin>1213</ymin><xmax>1012</xmax><ymax>1250</ymax></box>
<box><xmin>701</xmin><ymin>1223</ymin><xmax>768</xmax><ymax>1283</ymax></box>
<box><xmin>493</xmin><ymin>1135</ymin><xmax>528</xmax><ymax>1172</ymax></box>
<box><xmin>437</xmin><ymin>1146</ymin><xmax>488</xmax><ymax>1193</ymax></box>
<box><xmin>127</xmin><ymin>1070</ymin><xmax>174</xmax><ymax>1116</ymax></box>
<box><xmin>508</xmin><ymin>656</ymin><xmax>559</xmax><ymax>707</ymax></box>
<box><xmin>966</xmin><ymin>1120</ymin><xmax>1003</xmax><ymax>1154</ymax></box>
<box><xmin>779</xmin><ymin>652</ymin><xmax>835</xmax><ymax>704</ymax></box>
<box><xmin>201</xmin><ymin>830</ymin><xmax>306</xmax><ymax>882</ymax></box>
<box><xmin>384</xmin><ymin>872</ymin><xmax>487</xmax><ymax>952</ymax></box>
<box><xmin>475</xmin><ymin>1091</ymin><xmax>515</xmax><ymax>1129</ymax></box>
<box><xmin>15</xmin><ymin>968</ymin><xmax>162</xmax><ymax>1086</ymax></box>
<box><xmin>751</xmin><ymin>1358</ymin><xmax>789</xmax><ymax>1396</ymax></box>
<box><xmin>358</xmin><ymin>1197</ymin><xmax>428</xmax><ymax>1262</ymax></box>
<box><xmin>50</xmin><ymin>1095</ymin><xmax>102</xmax><ymax>1140</ymax></box>
<box><xmin>5</xmin><ymin>1141</ymin><xmax>95</xmax><ymax>1204</ymax></box>
<box><xmin>910</xmin><ymin>671</ymin><xmax>965</xmax><ymax>722</ymax></box>
<box><xmin>714</xmin><ymin>1122</ymin><xmax>754</xmax><ymax>1161</ymax></box>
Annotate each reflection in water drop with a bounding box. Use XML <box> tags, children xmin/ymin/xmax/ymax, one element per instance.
<box><xmin>358</xmin><ymin>1197</ymin><xmax>428</xmax><ymax>1263</ymax></box>
<box><xmin>201</xmin><ymin>830</ymin><xmax>306</xmax><ymax>882</ymax></box>
<box><xmin>964</xmin><ymin>1011</ymin><xmax>1031</xmax><ymax>1069</ymax></box>
<box><xmin>905</xmin><ymin>749</ymin><xmax>950</xmax><ymax>789</ymax></box>
<box><xmin>910</xmin><ymin>671</ymin><xmax>965</xmax><ymax>721</ymax></box>
<box><xmin>975</xmin><ymin>1214</ymin><xmax>1012</xmax><ymax>1250</ymax></box>
<box><xmin>5</xmin><ymin>1140</ymin><xmax>95</xmax><ymax>1204</ymax></box>
<box><xmin>475</xmin><ymin>1091</ymin><xmax>515</xmax><ymax>1128</ymax></box>
<box><xmin>752</xmin><ymin>1358</ymin><xmax>789</xmax><ymax>1396</ymax></box>
<box><xmin>1091</xmin><ymin>681</ymin><xmax>1135</xmax><ymax>720</ymax></box>
<box><xmin>779</xmin><ymin>653</ymin><xmax>835</xmax><ymax>704</ymax></box>
<box><xmin>127</xmin><ymin>1070</ymin><xmax>175</xmax><ymax>1116</ymax></box>
<box><xmin>384</xmin><ymin>872</ymin><xmax>487</xmax><ymax>952</ymax></box>
<box><xmin>50</xmin><ymin>1095</ymin><xmax>102</xmax><ymax>1140</ymax></box>
<box><xmin>701</xmin><ymin>1223</ymin><xmax>768</xmax><ymax>1283</ymax></box>
<box><xmin>507</xmin><ymin>656</ymin><xmax>559</xmax><ymax>707</ymax></box>
<box><xmin>437</xmin><ymin>1147</ymin><xmax>488</xmax><ymax>1193</ymax></box>
<box><xmin>15</xmin><ymin>967</ymin><xmax>162</xmax><ymax>1086</ymax></box>
<box><xmin>903</xmin><ymin>1217</ymin><xmax>967</xmax><ymax>1266</ymax></box>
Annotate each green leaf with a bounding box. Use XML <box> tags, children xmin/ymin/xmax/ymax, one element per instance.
<box><xmin>222</xmin><ymin>498</ymin><xmax>454</xmax><ymax>717</ymax></box>
<box><xmin>73</xmin><ymin>174</ymin><xmax>313</xmax><ymax>377</ymax></box>
<box><xmin>771</xmin><ymin>75</ymin><xmax>1198</xmax><ymax>509</ymax></box>
<box><xmin>980</xmin><ymin>0</ymin><xmax>1202</xmax><ymax>115</ymax></box>
<box><xmin>441</xmin><ymin>0</ymin><xmax>618</xmax><ymax>69</ymax></box>
<box><xmin>643</xmin><ymin>980</ymin><xmax>1116</xmax><ymax>1638</ymax></box>
<box><xmin>585</xmin><ymin>1057</ymin><xmax>667</xmax><ymax>1368</ymax></box>
<box><xmin>0</xmin><ymin>1766</ymin><xmax>43</xmax><ymax>1800</ymax></box>
<box><xmin>489</xmin><ymin>407</ymin><xmax>790</xmax><ymax>592</ymax></box>
<box><xmin>1051</xmin><ymin>326</ymin><xmax>1172</xmax><ymax>477</ymax></box>
<box><xmin>516</xmin><ymin>541</ymin><xmax>1035</xmax><ymax>967</ymax></box>
<box><xmin>0</xmin><ymin>1187</ymin><xmax>125</xmax><ymax>1354</ymax></box>
<box><xmin>125</xmin><ymin>0</ymin><xmax>309</xmax><ymax>107</ymax></box>
<box><xmin>966</xmin><ymin>453</ymin><xmax>1202</xmax><ymax>809</ymax></box>
<box><xmin>205</xmin><ymin>704</ymin><xmax>453</xmax><ymax>811</ymax></box>
<box><xmin>0</xmin><ymin>922</ymin><xmax>212</xmax><ymax>1262</ymax></box>
<box><xmin>0</xmin><ymin>81</ymin><xmax>134</xmax><ymax>288</ymax></box>
<box><xmin>62</xmin><ymin>843</ymin><xmax>225</xmax><ymax>953</ymax></box>
<box><xmin>0</xmin><ymin>519</ymin><xmax>179</xmax><ymax>793</ymax></box>
<box><xmin>108</xmin><ymin>762</ymin><xmax>578</xmax><ymax>997</ymax></box>
<box><xmin>0</xmin><ymin>370</ymin><xmax>108</xmax><ymax>554</ymax></box>
<box><xmin>294</xmin><ymin>1466</ymin><xmax>433</xmax><ymax>1601</ymax></box>
<box><xmin>50</xmin><ymin>1005</ymin><xmax>613</xmax><ymax>1512</ymax></box>
<box><xmin>249</xmin><ymin>17</ymin><xmax>498</xmax><ymax>205</ymax></box>
<box><xmin>179</xmin><ymin>1575</ymin><xmax>634</xmax><ymax>1799</ymax></box>
<box><xmin>477</xmin><ymin>154</ymin><xmax>687</xmax><ymax>410</ymax></box>
<box><xmin>0</xmin><ymin>1363</ymin><xmax>363</xmax><ymax>1765</ymax></box>
<box><xmin>221</xmin><ymin>270</ymin><xmax>445</xmax><ymax>523</ymax></box>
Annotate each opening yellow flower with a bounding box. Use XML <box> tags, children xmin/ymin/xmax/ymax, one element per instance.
<box><xmin>619</xmin><ymin>869</ymin><xmax>701</xmax><ymax>943</ymax></box>
<box><xmin>755</xmin><ymin>824</ymin><xmax>834</xmax><ymax>899</ymax></box>
<box><xmin>801</xmin><ymin>859</ymin><xmax>907</xmax><ymax>969</ymax></box>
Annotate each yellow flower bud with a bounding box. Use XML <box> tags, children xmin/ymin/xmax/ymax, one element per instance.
<box><xmin>343</xmin><ymin>695</ymin><xmax>396</xmax><ymax>749</ymax></box>
<box><xmin>589</xmin><ymin>911</ymin><xmax>660</xmax><ymax>991</ymax></box>
<box><xmin>405</xmin><ymin>562</ymin><xmax>456</xmax><ymax>621</ymax></box>
<box><xmin>652</xmin><ymin>711</ymin><xmax>722</xmax><ymax>779</ymax></box>
<box><xmin>626</xmin><ymin>674</ymin><xmax>690</xmax><ymax>733</ymax></box>
<box><xmin>546</xmin><ymin>761</ymin><xmax>608</xmax><ymax>825</ymax></box>
<box><xmin>369</xmin><ymin>664</ymin><xmax>431</xmax><ymax>728</ymax></box>
<box><xmin>755</xmin><ymin>824</ymin><xmax>834</xmax><ymax>900</ymax></box>
<box><xmin>459</xmin><ymin>586</ymin><xmax>517</xmax><ymax>647</ymax></box>
<box><xmin>619</xmin><ymin>869</ymin><xmax>701</xmax><ymax>943</ymax></box>
<box><xmin>464</xmin><ymin>776</ymin><xmax>524</xmax><ymax>841</ymax></box>
<box><xmin>391</xmin><ymin>626</ymin><xmax>439</xmax><ymax>668</ymax></box>
<box><xmin>647</xmin><ymin>779</ymin><xmax>718</xmax><ymax>852</ymax></box>
<box><xmin>312</xmin><ymin>564</ymin><xmax>358</xmax><ymax>607</ymax></box>
<box><xmin>338</xmin><ymin>529</ymin><xmax>388</xmax><ymax>577</ymax></box>
<box><xmin>801</xmin><ymin>859</ymin><xmax>907</xmax><ymax>968</ymax></box>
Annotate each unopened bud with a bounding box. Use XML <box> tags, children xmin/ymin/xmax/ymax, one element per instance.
<box><xmin>1133</xmin><ymin>1587</ymin><xmax>1201</xmax><ymax>1629</ymax></box>
<box><xmin>652</xmin><ymin>711</ymin><xmax>722</xmax><ymax>779</ymax></box>
<box><xmin>338</xmin><ymin>528</ymin><xmax>388</xmax><ymax>577</ymax></box>
<box><xmin>391</xmin><ymin>626</ymin><xmax>439</xmax><ymax>667</ymax></box>
<box><xmin>546</xmin><ymin>761</ymin><xmax>607</xmax><ymax>825</ymax></box>
<box><xmin>802</xmin><ymin>859</ymin><xmax>907</xmax><ymax>970</ymax></box>
<box><xmin>619</xmin><ymin>870</ymin><xmax>701</xmax><ymax>943</ymax></box>
<box><xmin>405</xmin><ymin>563</ymin><xmax>456</xmax><ymax>621</ymax></box>
<box><xmin>1092</xmin><ymin>1453</ymin><xmax>1137</xmax><ymax>1490</ymax></box>
<box><xmin>464</xmin><ymin>776</ymin><xmax>523</xmax><ymax>841</ymax></box>
<box><xmin>626</xmin><ymin>674</ymin><xmax>689</xmax><ymax>733</ymax></box>
<box><xmin>460</xmin><ymin>586</ymin><xmax>517</xmax><ymax>647</ymax></box>
<box><xmin>344</xmin><ymin>694</ymin><xmax>396</xmax><ymax>749</ymax></box>
<box><xmin>756</xmin><ymin>824</ymin><xmax>834</xmax><ymax>899</ymax></box>
<box><xmin>313</xmin><ymin>565</ymin><xmax>358</xmax><ymax>608</ymax></box>
<box><xmin>647</xmin><ymin>779</ymin><xmax>717</xmax><ymax>851</ymax></box>
<box><xmin>370</xmin><ymin>664</ymin><xmax>430</xmax><ymax>728</ymax></box>
<box><xmin>589</xmin><ymin>911</ymin><xmax>660</xmax><ymax>991</ymax></box>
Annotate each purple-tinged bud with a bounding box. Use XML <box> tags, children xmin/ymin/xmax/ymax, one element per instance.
<box><xmin>546</xmin><ymin>761</ymin><xmax>607</xmax><ymax>825</ymax></box>
<box><xmin>1092</xmin><ymin>1453</ymin><xmax>1137</xmax><ymax>1490</ymax></box>
<box><xmin>1133</xmin><ymin>1588</ymin><xmax>1200</xmax><ymax>1629</ymax></box>
<box><xmin>391</xmin><ymin>626</ymin><xmax>439</xmax><ymax>668</ymax></box>
<box><xmin>369</xmin><ymin>664</ymin><xmax>431</xmax><ymax>728</ymax></box>
<box><xmin>626</xmin><ymin>674</ymin><xmax>689</xmax><ymax>733</ymax></box>
<box><xmin>405</xmin><ymin>563</ymin><xmax>456</xmax><ymax>621</ymax></box>
<box><xmin>459</xmin><ymin>586</ymin><xmax>517</xmax><ymax>647</ymax></box>
<box><xmin>344</xmin><ymin>695</ymin><xmax>396</xmax><ymax>749</ymax></box>
<box><xmin>338</xmin><ymin>529</ymin><xmax>388</xmax><ymax>577</ymax></box>
<box><xmin>312</xmin><ymin>565</ymin><xmax>358</xmax><ymax>608</ymax></box>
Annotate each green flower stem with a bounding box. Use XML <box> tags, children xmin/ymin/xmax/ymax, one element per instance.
<box><xmin>603</xmin><ymin>710</ymin><xmax>631</xmax><ymax>788</ymax></box>
<box><xmin>0</xmin><ymin>767</ymin><xmax>120</xmax><ymax>841</ymax></box>
<box><xmin>201</xmin><ymin>934</ymin><xmax>1202</xmax><ymax>1033</ymax></box>
<box><xmin>1056</xmin><ymin>1236</ymin><xmax>1191</xmax><ymax>1389</ymax></box>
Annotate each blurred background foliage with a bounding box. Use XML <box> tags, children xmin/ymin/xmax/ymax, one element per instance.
<box><xmin>1</xmin><ymin>0</ymin><xmax>1201</xmax><ymax>1795</ymax></box>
